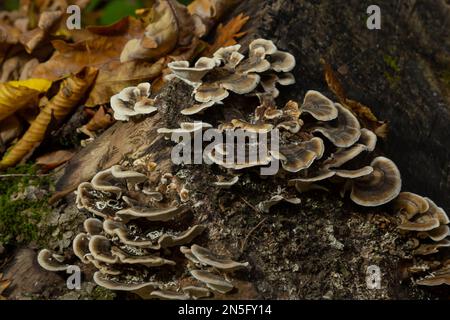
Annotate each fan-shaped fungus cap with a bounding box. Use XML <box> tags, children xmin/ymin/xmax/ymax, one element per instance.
<box><xmin>111</xmin><ymin>246</ymin><xmax>176</xmax><ymax>267</ymax></box>
<box><xmin>335</xmin><ymin>166</ymin><xmax>374</xmax><ymax>179</ymax></box>
<box><xmin>213</xmin><ymin>44</ymin><xmax>244</xmax><ymax>68</ymax></box>
<box><xmin>110</xmin><ymin>165</ymin><xmax>147</xmax><ymax>185</ymax></box>
<box><xmin>416</xmin><ymin>266</ymin><xmax>450</xmax><ymax>286</ymax></box>
<box><xmin>93</xmin><ymin>271</ymin><xmax>159</xmax><ymax>298</ymax></box>
<box><xmin>73</xmin><ymin>233</ymin><xmax>91</xmax><ymax>264</ymax></box>
<box><xmin>110</xmin><ymin>82</ymin><xmax>157</xmax><ymax>121</ymax></box>
<box><xmin>269</xmin><ymin>50</ymin><xmax>296</xmax><ymax>72</ymax></box>
<box><xmin>425</xmin><ymin>197</ymin><xmax>450</xmax><ymax>225</ymax></box>
<box><xmin>398</xmin><ymin>214</ymin><xmax>440</xmax><ymax>232</ymax></box>
<box><xmin>413</xmin><ymin>239</ymin><xmax>450</xmax><ymax>256</ymax></box>
<box><xmin>180</xmin><ymin>101</ymin><xmax>217</xmax><ymax>115</ymax></box>
<box><xmin>350</xmin><ymin>156</ymin><xmax>402</xmax><ymax>207</ymax></box>
<box><xmin>260</xmin><ymin>73</ymin><xmax>295</xmax><ymax>98</ymax></box>
<box><xmin>323</xmin><ymin>144</ymin><xmax>367</xmax><ymax>169</ymax></box>
<box><xmin>394</xmin><ymin>192</ymin><xmax>430</xmax><ymax>220</ymax></box>
<box><xmin>359</xmin><ymin>128</ymin><xmax>377</xmax><ymax>152</ymax></box>
<box><xmin>249</xmin><ymin>39</ymin><xmax>277</xmax><ymax>55</ymax></box>
<box><xmin>168</xmin><ymin>57</ymin><xmax>219</xmax><ymax>85</ymax></box>
<box><xmin>89</xmin><ymin>235</ymin><xmax>119</xmax><ymax>264</ymax></box>
<box><xmin>312</xmin><ymin>103</ymin><xmax>361</xmax><ymax>148</ymax></box>
<box><xmin>91</xmin><ymin>168</ymin><xmax>123</xmax><ymax>195</ymax></box>
<box><xmin>219</xmin><ymin>73</ymin><xmax>261</xmax><ymax>94</ymax></box>
<box><xmin>150</xmin><ymin>290</ymin><xmax>190</xmax><ymax>300</ymax></box>
<box><xmin>190</xmin><ymin>269</ymin><xmax>234</xmax><ymax>294</ymax></box>
<box><xmin>274</xmin><ymin>137</ymin><xmax>324</xmax><ymax>173</ymax></box>
<box><xmin>182</xmin><ymin>286</ymin><xmax>212</xmax><ymax>299</ymax></box>
<box><xmin>301</xmin><ymin>90</ymin><xmax>338</xmax><ymax>121</ymax></box>
<box><xmin>424</xmin><ymin>225</ymin><xmax>450</xmax><ymax>242</ymax></box>
<box><xmin>84</xmin><ymin>218</ymin><xmax>103</xmax><ymax>235</ymax></box>
<box><xmin>190</xmin><ymin>244</ymin><xmax>249</xmax><ymax>271</ymax></box>
<box><xmin>37</xmin><ymin>249</ymin><xmax>70</xmax><ymax>272</ymax></box>
<box><xmin>115</xmin><ymin>205</ymin><xmax>186</xmax><ymax>223</ymax></box>
<box><xmin>194</xmin><ymin>82</ymin><xmax>229</xmax><ymax>103</ymax></box>
<box><xmin>289</xmin><ymin>168</ymin><xmax>336</xmax><ymax>183</ymax></box>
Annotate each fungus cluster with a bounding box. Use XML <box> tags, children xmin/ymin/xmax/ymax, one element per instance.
<box><xmin>110</xmin><ymin>82</ymin><xmax>157</xmax><ymax>121</ymax></box>
<box><xmin>394</xmin><ymin>192</ymin><xmax>450</xmax><ymax>285</ymax></box>
<box><xmin>38</xmin><ymin>165</ymin><xmax>249</xmax><ymax>299</ymax></box>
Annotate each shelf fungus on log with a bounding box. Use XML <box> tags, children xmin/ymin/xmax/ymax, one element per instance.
<box><xmin>394</xmin><ymin>192</ymin><xmax>450</xmax><ymax>286</ymax></box>
<box><xmin>110</xmin><ymin>82</ymin><xmax>157</xmax><ymax>121</ymax></box>
<box><xmin>39</xmin><ymin>164</ymin><xmax>250</xmax><ymax>299</ymax></box>
<box><xmin>167</xmin><ymin>38</ymin><xmax>295</xmax><ymax>115</ymax></box>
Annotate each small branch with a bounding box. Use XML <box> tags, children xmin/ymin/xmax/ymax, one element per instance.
<box><xmin>240</xmin><ymin>217</ymin><xmax>268</xmax><ymax>254</ymax></box>
<box><xmin>240</xmin><ymin>196</ymin><xmax>261</xmax><ymax>213</ymax></box>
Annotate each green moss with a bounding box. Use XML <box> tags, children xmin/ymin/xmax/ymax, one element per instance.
<box><xmin>91</xmin><ymin>286</ymin><xmax>116</xmax><ymax>300</ymax></box>
<box><xmin>0</xmin><ymin>164</ymin><xmax>52</xmax><ymax>245</ymax></box>
<box><xmin>383</xmin><ymin>55</ymin><xmax>401</xmax><ymax>87</ymax></box>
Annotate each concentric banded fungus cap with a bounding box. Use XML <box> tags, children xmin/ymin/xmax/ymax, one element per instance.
<box><xmin>218</xmin><ymin>73</ymin><xmax>261</xmax><ymax>94</ymax></box>
<box><xmin>213</xmin><ymin>176</ymin><xmax>239</xmax><ymax>188</ymax></box>
<box><xmin>213</xmin><ymin>44</ymin><xmax>244</xmax><ymax>68</ymax></box>
<box><xmin>274</xmin><ymin>137</ymin><xmax>324</xmax><ymax>173</ymax></box>
<box><xmin>91</xmin><ymin>168</ymin><xmax>123</xmax><ymax>195</ymax></box>
<box><xmin>289</xmin><ymin>168</ymin><xmax>336</xmax><ymax>183</ymax></box>
<box><xmin>150</xmin><ymin>290</ymin><xmax>190</xmax><ymax>300</ymax></box>
<box><xmin>37</xmin><ymin>249</ymin><xmax>69</xmax><ymax>272</ymax></box>
<box><xmin>115</xmin><ymin>204</ymin><xmax>186</xmax><ymax>223</ymax></box>
<box><xmin>89</xmin><ymin>235</ymin><xmax>119</xmax><ymax>264</ymax></box>
<box><xmin>190</xmin><ymin>269</ymin><xmax>234</xmax><ymax>294</ymax></box>
<box><xmin>359</xmin><ymin>128</ymin><xmax>377</xmax><ymax>152</ymax></box>
<box><xmin>73</xmin><ymin>233</ymin><xmax>91</xmax><ymax>264</ymax></box>
<box><xmin>193</xmin><ymin>83</ymin><xmax>229</xmax><ymax>103</ymax></box>
<box><xmin>257</xmin><ymin>195</ymin><xmax>301</xmax><ymax>213</ymax></box>
<box><xmin>413</xmin><ymin>239</ymin><xmax>450</xmax><ymax>255</ymax></box>
<box><xmin>416</xmin><ymin>266</ymin><xmax>450</xmax><ymax>286</ymax></box>
<box><xmin>398</xmin><ymin>214</ymin><xmax>440</xmax><ymax>231</ymax></box>
<box><xmin>168</xmin><ymin>57</ymin><xmax>219</xmax><ymax>85</ymax></box>
<box><xmin>110</xmin><ymin>165</ymin><xmax>147</xmax><ymax>185</ymax></box>
<box><xmin>158</xmin><ymin>225</ymin><xmax>206</xmax><ymax>248</ymax></box>
<box><xmin>335</xmin><ymin>166</ymin><xmax>374</xmax><ymax>179</ymax></box>
<box><xmin>260</xmin><ymin>73</ymin><xmax>295</xmax><ymax>98</ymax></box>
<box><xmin>110</xmin><ymin>82</ymin><xmax>157</xmax><ymax>121</ymax></box>
<box><xmin>249</xmin><ymin>39</ymin><xmax>277</xmax><ymax>55</ymax></box>
<box><xmin>312</xmin><ymin>103</ymin><xmax>361</xmax><ymax>148</ymax></box>
<box><xmin>269</xmin><ymin>50</ymin><xmax>296</xmax><ymax>72</ymax></box>
<box><xmin>301</xmin><ymin>90</ymin><xmax>338</xmax><ymax>121</ymax></box>
<box><xmin>182</xmin><ymin>286</ymin><xmax>212</xmax><ymax>299</ymax></box>
<box><xmin>93</xmin><ymin>271</ymin><xmax>159</xmax><ymax>298</ymax></box>
<box><xmin>84</xmin><ymin>218</ymin><xmax>104</xmax><ymax>236</ymax></box>
<box><xmin>323</xmin><ymin>144</ymin><xmax>367</xmax><ymax>169</ymax></box>
<box><xmin>425</xmin><ymin>197</ymin><xmax>450</xmax><ymax>225</ymax></box>
<box><xmin>350</xmin><ymin>156</ymin><xmax>402</xmax><ymax>207</ymax></box>
<box><xmin>190</xmin><ymin>244</ymin><xmax>250</xmax><ymax>271</ymax></box>
<box><xmin>394</xmin><ymin>192</ymin><xmax>430</xmax><ymax>220</ymax></box>
<box><xmin>180</xmin><ymin>101</ymin><xmax>217</xmax><ymax>115</ymax></box>
<box><xmin>424</xmin><ymin>225</ymin><xmax>450</xmax><ymax>242</ymax></box>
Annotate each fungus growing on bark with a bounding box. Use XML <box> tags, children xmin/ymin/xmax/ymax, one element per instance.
<box><xmin>37</xmin><ymin>249</ymin><xmax>69</xmax><ymax>272</ymax></box>
<box><xmin>301</xmin><ymin>90</ymin><xmax>338</xmax><ymax>121</ymax></box>
<box><xmin>110</xmin><ymin>83</ymin><xmax>157</xmax><ymax>121</ymax></box>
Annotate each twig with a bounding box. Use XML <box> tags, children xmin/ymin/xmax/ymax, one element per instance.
<box><xmin>240</xmin><ymin>196</ymin><xmax>261</xmax><ymax>213</ymax></box>
<box><xmin>240</xmin><ymin>217</ymin><xmax>268</xmax><ymax>254</ymax></box>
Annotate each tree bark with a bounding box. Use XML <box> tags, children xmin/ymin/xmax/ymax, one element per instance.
<box><xmin>49</xmin><ymin>0</ymin><xmax>450</xmax><ymax>299</ymax></box>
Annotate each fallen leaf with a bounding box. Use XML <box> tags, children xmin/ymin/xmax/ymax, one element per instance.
<box><xmin>0</xmin><ymin>115</ymin><xmax>23</xmax><ymax>152</ymax></box>
<box><xmin>322</xmin><ymin>59</ymin><xmax>388</xmax><ymax>138</ymax></box>
<box><xmin>36</xmin><ymin>149</ymin><xmax>75</xmax><ymax>170</ymax></box>
<box><xmin>204</xmin><ymin>13</ymin><xmax>249</xmax><ymax>57</ymax></box>
<box><xmin>84</xmin><ymin>106</ymin><xmax>115</xmax><ymax>132</ymax></box>
<box><xmin>120</xmin><ymin>0</ymin><xmax>195</xmax><ymax>62</ymax></box>
<box><xmin>85</xmin><ymin>58</ymin><xmax>166</xmax><ymax>107</ymax></box>
<box><xmin>0</xmin><ymin>78</ymin><xmax>52</xmax><ymax>121</ymax></box>
<box><xmin>0</xmin><ymin>67</ymin><xmax>98</xmax><ymax>169</ymax></box>
<box><xmin>31</xmin><ymin>16</ymin><xmax>145</xmax><ymax>80</ymax></box>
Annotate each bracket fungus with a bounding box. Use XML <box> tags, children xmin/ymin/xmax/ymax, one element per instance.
<box><xmin>110</xmin><ymin>82</ymin><xmax>157</xmax><ymax>121</ymax></box>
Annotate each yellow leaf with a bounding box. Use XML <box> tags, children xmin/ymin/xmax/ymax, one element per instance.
<box><xmin>0</xmin><ymin>79</ymin><xmax>52</xmax><ymax>122</ymax></box>
<box><xmin>8</xmin><ymin>78</ymin><xmax>52</xmax><ymax>92</ymax></box>
<box><xmin>0</xmin><ymin>67</ymin><xmax>98</xmax><ymax>169</ymax></box>
<box><xmin>204</xmin><ymin>13</ymin><xmax>249</xmax><ymax>57</ymax></box>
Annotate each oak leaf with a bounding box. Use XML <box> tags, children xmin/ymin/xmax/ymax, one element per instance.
<box><xmin>36</xmin><ymin>149</ymin><xmax>75</xmax><ymax>170</ymax></box>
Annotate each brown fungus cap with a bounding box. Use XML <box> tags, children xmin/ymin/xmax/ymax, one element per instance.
<box><xmin>257</xmin><ymin>195</ymin><xmax>301</xmax><ymax>213</ymax></box>
<box><xmin>73</xmin><ymin>233</ymin><xmax>91</xmax><ymax>264</ymax></box>
<box><xmin>37</xmin><ymin>249</ymin><xmax>70</xmax><ymax>272</ymax></box>
<box><xmin>275</xmin><ymin>137</ymin><xmax>324</xmax><ymax>173</ymax></box>
<box><xmin>182</xmin><ymin>286</ymin><xmax>212</xmax><ymax>299</ymax></box>
<box><xmin>190</xmin><ymin>269</ymin><xmax>234</xmax><ymax>294</ymax></box>
<box><xmin>312</xmin><ymin>103</ymin><xmax>361</xmax><ymax>148</ymax></box>
<box><xmin>150</xmin><ymin>290</ymin><xmax>190</xmax><ymax>300</ymax></box>
<box><xmin>115</xmin><ymin>204</ymin><xmax>187</xmax><ymax>223</ymax></box>
<box><xmin>110</xmin><ymin>83</ymin><xmax>157</xmax><ymax>121</ymax></box>
<box><xmin>83</xmin><ymin>218</ymin><xmax>103</xmax><ymax>236</ymax></box>
<box><xmin>335</xmin><ymin>166</ymin><xmax>374</xmax><ymax>179</ymax></box>
<box><xmin>269</xmin><ymin>50</ymin><xmax>296</xmax><ymax>72</ymax></box>
<box><xmin>413</xmin><ymin>239</ymin><xmax>450</xmax><ymax>256</ymax></box>
<box><xmin>190</xmin><ymin>245</ymin><xmax>249</xmax><ymax>272</ymax></box>
<box><xmin>168</xmin><ymin>57</ymin><xmax>219</xmax><ymax>85</ymax></box>
<box><xmin>350</xmin><ymin>156</ymin><xmax>401</xmax><ymax>207</ymax></box>
<box><xmin>398</xmin><ymin>214</ymin><xmax>440</xmax><ymax>232</ymax></box>
<box><xmin>394</xmin><ymin>192</ymin><xmax>430</xmax><ymax>220</ymax></box>
<box><xmin>425</xmin><ymin>197</ymin><xmax>450</xmax><ymax>225</ymax></box>
<box><xmin>301</xmin><ymin>90</ymin><xmax>338</xmax><ymax>121</ymax></box>
<box><xmin>93</xmin><ymin>271</ymin><xmax>159</xmax><ymax>298</ymax></box>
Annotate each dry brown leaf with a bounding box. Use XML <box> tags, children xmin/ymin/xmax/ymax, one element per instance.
<box><xmin>0</xmin><ymin>115</ymin><xmax>23</xmax><ymax>152</ymax></box>
<box><xmin>204</xmin><ymin>13</ymin><xmax>249</xmax><ymax>57</ymax></box>
<box><xmin>0</xmin><ymin>67</ymin><xmax>98</xmax><ymax>169</ymax></box>
<box><xmin>85</xmin><ymin>106</ymin><xmax>115</xmax><ymax>132</ymax></box>
<box><xmin>36</xmin><ymin>149</ymin><xmax>75</xmax><ymax>170</ymax></box>
<box><xmin>85</xmin><ymin>58</ymin><xmax>166</xmax><ymax>107</ymax></box>
<box><xmin>120</xmin><ymin>0</ymin><xmax>195</xmax><ymax>63</ymax></box>
<box><xmin>322</xmin><ymin>59</ymin><xmax>388</xmax><ymax>138</ymax></box>
<box><xmin>31</xmin><ymin>17</ymin><xmax>145</xmax><ymax>81</ymax></box>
